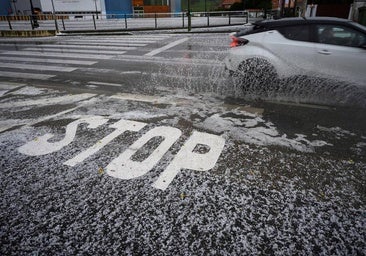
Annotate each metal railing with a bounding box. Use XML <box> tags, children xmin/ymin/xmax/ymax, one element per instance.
<box><xmin>0</xmin><ymin>10</ymin><xmax>265</xmax><ymax>32</ymax></box>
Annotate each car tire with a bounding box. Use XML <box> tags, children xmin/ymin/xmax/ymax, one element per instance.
<box><xmin>234</xmin><ymin>58</ymin><xmax>278</xmax><ymax>93</ymax></box>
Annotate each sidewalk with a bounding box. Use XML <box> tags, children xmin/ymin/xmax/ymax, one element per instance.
<box><xmin>0</xmin><ymin>24</ymin><xmax>246</xmax><ymax>37</ymax></box>
<box><xmin>0</xmin><ymin>16</ymin><xmax>260</xmax><ymax>37</ymax></box>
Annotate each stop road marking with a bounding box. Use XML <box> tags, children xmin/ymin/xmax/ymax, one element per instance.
<box><xmin>18</xmin><ymin>117</ymin><xmax>226</xmax><ymax>190</ymax></box>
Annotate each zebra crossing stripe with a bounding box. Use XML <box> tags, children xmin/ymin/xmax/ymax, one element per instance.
<box><xmin>28</xmin><ymin>44</ymin><xmax>136</xmax><ymax>51</ymax></box>
<box><xmin>0</xmin><ymin>71</ymin><xmax>55</xmax><ymax>80</ymax></box>
<box><xmin>0</xmin><ymin>56</ymin><xmax>97</xmax><ymax>65</ymax></box>
<box><xmin>62</xmin><ymin>41</ymin><xmax>148</xmax><ymax>47</ymax></box>
<box><xmin>24</xmin><ymin>48</ymin><xmax>126</xmax><ymax>55</ymax></box>
<box><xmin>79</xmin><ymin>36</ymin><xmax>171</xmax><ymax>40</ymax></box>
<box><xmin>1</xmin><ymin>51</ymin><xmax>114</xmax><ymax>60</ymax></box>
<box><xmin>145</xmin><ymin>38</ymin><xmax>189</xmax><ymax>57</ymax></box>
<box><xmin>0</xmin><ymin>62</ymin><xmax>77</xmax><ymax>72</ymax></box>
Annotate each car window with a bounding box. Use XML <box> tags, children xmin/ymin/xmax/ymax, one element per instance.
<box><xmin>316</xmin><ymin>25</ymin><xmax>366</xmax><ymax>47</ymax></box>
<box><xmin>277</xmin><ymin>25</ymin><xmax>310</xmax><ymax>42</ymax></box>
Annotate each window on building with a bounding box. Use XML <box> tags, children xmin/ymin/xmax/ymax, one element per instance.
<box><xmin>143</xmin><ymin>0</ymin><xmax>167</xmax><ymax>5</ymax></box>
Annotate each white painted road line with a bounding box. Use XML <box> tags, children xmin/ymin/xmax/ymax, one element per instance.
<box><xmin>0</xmin><ymin>56</ymin><xmax>97</xmax><ymax>65</ymax></box>
<box><xmin>0</xmin><ymin>119</ymin><xmax>31</xmax><ymax>133</ymax></box>
<box><xmin>64</xmin><ymin>41</ymin><xmax>148</xmax><ymax>47</ymax></box>
<box><xmin>0</xmin><ymin>71</ymin><xmax>55</xmax><ymax>80</ymax></box>
<box><xmin>0</xmin><ymin>93</ymin><xmax>96</xmax><ymax>109</ymax></box>
<box><xmin>115</xmin><ymin>55</ymin><xmax>223</xmax><ymax>67</ymax></box>
<box><xmin>88</xmin><ymin>81</ymin><xmax>123</xmax><ymax>87</ymax></box>
<box><xmin>81</xmin><ymin>36</ymin><xmax>171</xmax><ymax>41</ymax></box>
<box><xmin>1</xmin><ymin>51</ymin><xmax>114</xmax><ymax>60</ymax></box>
<box><xmin>0</xmin><ymin>97</ymin><xmax>100</xmax><ymax>133</ymax></box>
<box><xmin>0</xmin><ymin>82</ymin><xmax>25</xmax><ymax>90</ymax></box>
<box><xmin>109</xmin><ymin>93</ymin><xmax>161</xmax><ymax>103</ymax></box>
<box><xmin>145</xmin><ymin>38</ymin><xmax>189</xmax><ymax>56</ymax></box>
<box><xmin>31</xmin><ymin>44</ymin><xmax>137</xmax><ymax>51</ymax></box>
<box><xmin>0</xmin><ymin>82</ymin><xmax>26</xmax><ymax>97</ymax></box>
<box><xmin>24</xmin><ymin>48</ymin><xmax>126</xmax><ymax>55</ymax></box>
<box><xmin>109</xmin><ymin>93</ymin><xmax>198</xmax><ymax>106</ymax></box>
<box><xmin>0</xmin><ymin>62</ymin><xmax>77</xmax><ymax>72</ymax></box>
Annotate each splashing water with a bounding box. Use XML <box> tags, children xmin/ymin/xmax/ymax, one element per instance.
<box><xmin>233</xmin><ymin>74</ymin><xmax>366</xmax><ymax>108</ymax></box>
<box><xmin>136</xmin><ymin>41</ymin><xmax>366</xmax><ymax>109</ymax></box>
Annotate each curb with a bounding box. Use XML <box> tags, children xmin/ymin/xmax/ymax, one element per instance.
<box><xmin>0</xmin><ymin>24</ymin><xmax>244</xmax><ymax>38</ymax></box>
<box><xmin>0</xmin><ymin>30</ymin><xmax>57</xmax><ymax>37</ymax></box>
<box><xmin>58</xmin><ymin>24</ymin><xmax>242</xmax><ymax>35</ymax></box>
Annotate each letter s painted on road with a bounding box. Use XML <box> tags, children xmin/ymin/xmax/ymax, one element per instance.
<box><xmin>18</xmin><ymin>116</ymin><xmax>108</xmax><ymax>156</ymax></box>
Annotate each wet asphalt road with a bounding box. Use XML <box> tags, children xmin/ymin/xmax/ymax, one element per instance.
<box><xmin>0</xmin><ymin>32</ymin><xmax>365</xmax><ymax>255</ymax></box>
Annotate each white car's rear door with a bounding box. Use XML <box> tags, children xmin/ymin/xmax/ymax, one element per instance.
<box><xmin>314</xmin><ymin>24</ymin><xmax>366</xmax><ymax>85</ymax></box>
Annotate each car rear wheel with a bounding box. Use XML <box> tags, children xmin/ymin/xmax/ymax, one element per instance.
<box><xmin>234</xmin><ymin>58</ymin><xmax>278</xmax><ymax>93</ymax></box>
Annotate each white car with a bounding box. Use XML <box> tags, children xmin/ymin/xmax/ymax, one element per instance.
<box><xmin>225</xmin><ymin>17</ymin><xmax>366</xmax><ymax>88</ymax></box>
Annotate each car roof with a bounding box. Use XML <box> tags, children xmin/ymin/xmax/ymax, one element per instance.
<box><xmin>234</xmin><ymin>17</ymin><xmax>366</xmax><ymax>37</ymax></box>
<box><xmin>251</xmin><ymin>17</ymin><xmax>366</xmax><ymax>32</ymax></box>
<box><xmin>255</xmin><ymin>17</ymin><xmax>355</xmax><ymax>28</ymax></box>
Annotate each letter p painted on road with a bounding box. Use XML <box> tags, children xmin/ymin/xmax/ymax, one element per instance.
<box><xmin>152</xmin><ymin>131</ymin><xmax>225</xmax><ymax>191</ymax></box>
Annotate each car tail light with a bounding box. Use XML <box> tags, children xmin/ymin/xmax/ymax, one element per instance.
<box><xmin>230</xmin><ymin>36</ymin><xmax>249</xmax><ymax>48</ymax></box>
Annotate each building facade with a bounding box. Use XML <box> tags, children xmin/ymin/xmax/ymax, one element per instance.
<box><xmin>2</xmin><ymin>0</ymin><xmax>362</xmax><ymax>22</ymax></box>
<box><xmin>1</xmin><ymin>0</ymin><xmax>182</xmax><ymax>16</ymax></box>
<box><xmin>0</xmin><ymin>0</ymin><xmax>12</xmax><ymax>15</ymax></box>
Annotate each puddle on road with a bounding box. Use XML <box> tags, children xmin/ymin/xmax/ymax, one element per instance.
<box><xmin>132</xmin><ymin>60</ymin><xmax>366</xmax><ymax>160</ymax></box>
